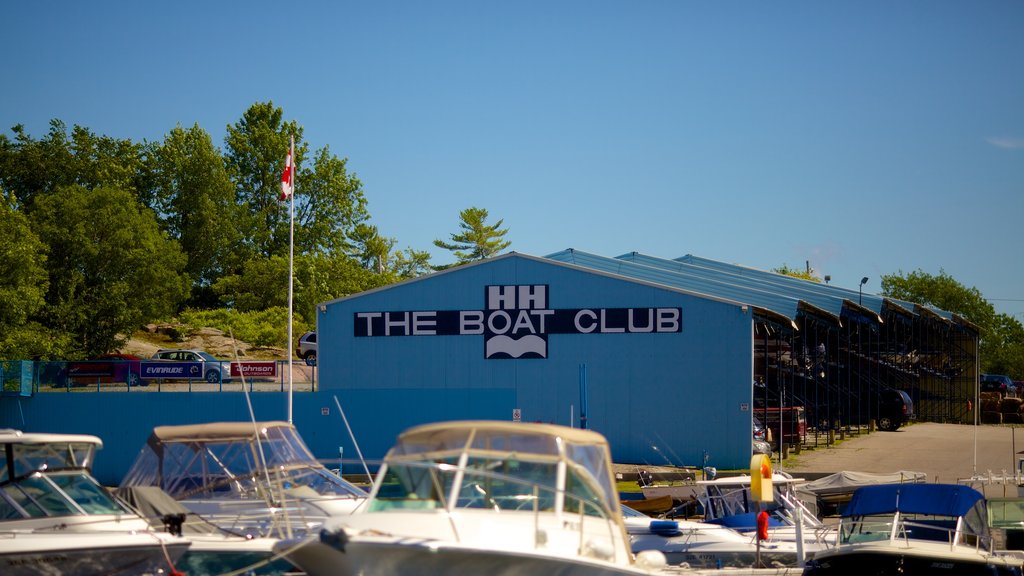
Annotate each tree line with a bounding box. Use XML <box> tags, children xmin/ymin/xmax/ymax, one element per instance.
<box><xmin>2</xmin><ymin>101</ymin><xmax>1017</xmax><ymax>378</ymax></box>
<box><xmin>0</xmin><ymin>101</ymin><xmax>509</xmax><ymax>360</ymax></box>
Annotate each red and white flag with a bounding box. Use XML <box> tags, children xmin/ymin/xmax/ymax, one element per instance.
<box><xmin>280</xmin><ymin>142</ymin><xmax>294</xmax><ymax>201</ymax></box>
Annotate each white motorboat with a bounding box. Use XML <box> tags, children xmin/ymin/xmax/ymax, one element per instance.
<box><xmin>804</xmin><ymin>483</ymin><xmax>1024</xmax><ymax>575</ymax></box>
<box><xmin>119</xmin><ymin>421</ymin><xmax>367</xmax><ymax>539</ymax></box>
<box><xmin>622</xmin><ymin>504</ymin><xmax>805</xmax><ymax>568</ymax></box>
<box><xmin>697</xmin><ymin>472</ymin><xmax>834</xmax><ymax>550</ymax></box>
<box><xmin>273</xmin><ymin>420</ymin><xmax>672</xmax><ymax>576</ymax></box>
<box><xmin>0</xmin><ymin>430</ymin><xmax>190</xmax><ymax>576</ymax></box>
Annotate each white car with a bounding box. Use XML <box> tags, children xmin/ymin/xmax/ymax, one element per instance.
<box><xmin>298</xmin><ymin>331</ymin><xmax>317</xmax><ymax>360</ymax></box>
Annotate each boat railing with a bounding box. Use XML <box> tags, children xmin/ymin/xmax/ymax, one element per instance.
<box><xmin>370</xmin><ymin>459</ymin><xmax>627</xmax><ymax>562</ymax></box>
<box><xmin>840</xmin><ymin>517</ymin><xmax>989</xmax><ymax>553</ymax></box>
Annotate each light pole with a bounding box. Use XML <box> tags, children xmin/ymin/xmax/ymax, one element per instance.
<box><xmin>859</xmin><ymin>277</ymin><xmax>869</xmax><ymax>305</ymax></box>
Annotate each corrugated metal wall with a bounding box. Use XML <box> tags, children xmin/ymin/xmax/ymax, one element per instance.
<box><xmin>317</xmin><ymin>254</ymin><xmax>755</xmax><ymax>472</ymax></box>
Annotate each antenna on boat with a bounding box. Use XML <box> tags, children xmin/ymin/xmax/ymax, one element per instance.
<box><xmin>333</xmin><ymin>395</ymin><xmax>373</xmax><ymax>484</ymax></box>
<box><xmin>229</xmin><ymin>328</ymin><xmax>275</xmax><ymax>496</ymax></box>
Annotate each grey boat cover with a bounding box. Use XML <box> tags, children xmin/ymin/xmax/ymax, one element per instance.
<box><xmin>116</xmin><ymin>485</ymin><xmax>229</xmax><ymax>536</ymax></box>
<box><xmin>796</xmin><ymin>470</ymin><xmax>926</xmax><ymax>499</ymax></box>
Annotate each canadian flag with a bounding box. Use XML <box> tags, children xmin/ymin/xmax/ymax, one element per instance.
<box><xmin>280</xmin><ymin>142</ymin><xmax>294</xmax><ymax>201</ymax></box>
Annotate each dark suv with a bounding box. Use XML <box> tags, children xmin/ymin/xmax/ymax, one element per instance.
<box><xmin>878</xmin><ymin>389</ymin><xmax>915</xmax><ymax>431</ymax></box>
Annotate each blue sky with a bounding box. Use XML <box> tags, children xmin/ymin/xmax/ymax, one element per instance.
<box><xmin>4</xmin><ymin>1</ymin><xmax>1022</xmax><ymax>319</ymax></box>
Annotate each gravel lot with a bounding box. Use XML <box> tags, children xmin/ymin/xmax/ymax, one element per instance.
<box><xmin>782</xmin><ymin>422</ymin><xmax>1024</xmax><ymax>497</ymax></box>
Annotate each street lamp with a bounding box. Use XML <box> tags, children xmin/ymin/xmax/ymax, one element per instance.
<box><xmin>859</xmin><ymin>277</ymin><xmax>869</xmax><ymax>305</ymax></box>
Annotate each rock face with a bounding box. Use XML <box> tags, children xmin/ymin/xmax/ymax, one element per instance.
<box><xmin>123</xmin><ymin>325</ymin><xmax>287</xmax><ymax>360</ymax></box>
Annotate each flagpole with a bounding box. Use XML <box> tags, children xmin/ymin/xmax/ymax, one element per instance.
<box><xmin>287</xmin><ymin>134</ymin><xmax>295</xmax><ymax>424</ymax></box>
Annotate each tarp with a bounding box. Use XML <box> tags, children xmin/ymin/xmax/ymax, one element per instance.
<box><xmin>796</xmin><ymin>470</ymin><xmax>926</xmax><ymax>499</ymax></box>
<box><xmin>116</xmin><ymin>485</ymin><xmax>224</xmax><ymax>536</ymax></box>
<box><xmin>844</xmin><ymin>483</ymin><xmax>983</xmax><ymax>518</ymax></box>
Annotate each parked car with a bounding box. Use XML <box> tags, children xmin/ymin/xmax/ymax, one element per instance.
<box><xmin>752</xmin><ymin>415</ymin><xmax>767</xmax><ymax>442</ymax></box>
<box><xmin>151</xmin><ymin>349</ymin><xmax>231</xmax><ymax>383</ymax></box>
<box><xmin>753</xmin><ymin>406</ymin><xmax>806</xmax><ymax>448</ymax></box>
<box><xmin>752</xmin><ymin>415</ymin><xmax>773</xmax><ymax>456</ymax></box>
<box><xmin>66</xmin><ymin>353</ymin><xmax>144</xmax><ymax>387</ymax></box>
<box><xmin>298</xmin><ymin>331</ymin><xmax>317</xmax><ymax>360</ymax></box>
<box><xmin>982</xmin><ymin>374</ymin><xmax>1016</xmax><ymax>398</ymax></box>
<box><xmin>877</xmin><ymin>389</ymin><xmax>915</xmax><ymax>431</ymax></box>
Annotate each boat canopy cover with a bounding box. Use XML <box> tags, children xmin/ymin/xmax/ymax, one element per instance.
<box><xmin>119</xmin><ymin>421</ymin><xmax>366</xmax><ymax>499</ymax></box>
<box><xmin>844</xmin><ymin>483</ymin><xmax>983</xmax><ymax>518</ymax></box>
<box><xmin>149</xmin><ymin>421</ymin><xmax>293</xmax><ymax>445</ymax></box>
<box><xmin>388</xmin><ymin>420</ymin><xmax>620</xmax><ymax>513</ymax></box>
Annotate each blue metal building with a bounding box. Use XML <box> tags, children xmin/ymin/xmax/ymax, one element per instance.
<box><xmin>315</xmin><ymin>251</ymin><xmax>756</xmax><ymax>472</ymax></box>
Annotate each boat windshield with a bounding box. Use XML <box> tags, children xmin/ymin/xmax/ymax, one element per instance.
<box><xmin>1</xmin><ymin>439</ymin><xmax>97</xmax><ymax>478</ymax></box>
<box><xmin>840</xmin><ymin>513</ymin><xmax>968</xmax><ymax>546</ymax></box>
<box><xmin>368</xmin><ymin>422</ymin><xmax>617</xmax><ymax>517</ymax></box>
<box><xmin>1</xmin><ymin>471</ymin><xmax>128</xmax><ymax>519</ymax></box>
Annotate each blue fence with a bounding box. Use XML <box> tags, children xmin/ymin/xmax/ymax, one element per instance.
<box><xmin>27</xmin><ymin>358</ymin><xmax>317</xmax><ymax>393</ymax></box>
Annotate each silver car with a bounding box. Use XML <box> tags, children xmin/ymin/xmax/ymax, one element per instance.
<box><xmin>151</xmin><ymin>349</ymin><xmax>232</xmax><ymax>383</ymax></box>
<box><xmin>298</xmin><ymin>331</ymin><xmax>317</xmax><ymax>360</ymax></box>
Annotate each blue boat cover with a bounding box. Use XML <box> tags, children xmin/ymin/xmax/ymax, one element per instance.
<box><xmin>844</xmin><ymin>483</ymin><xmax>983</xmax><ymax>518</ymax></box>
<box><xmin>706</xmin><ymin>511</ymin><xmax>783</xmax><ymax>530</ymax></box>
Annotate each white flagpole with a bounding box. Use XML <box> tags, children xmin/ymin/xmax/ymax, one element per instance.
<box><xmin>287</xmin><ymin>135</ymin><xmax>295</xmax><ymax>424</ymax></box>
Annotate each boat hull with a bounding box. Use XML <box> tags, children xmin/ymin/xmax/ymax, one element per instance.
<box><xmin>178</xmin><ymin>535</ymin><xmax>293</xmax><ymax>575</ymax></box>
<box><xmin>0</xmin><ymin>534</ymin><xmax>190</xmax><ymax>576</ymax></box>
<box><xmin>805</xmin><ymin>545</ymin><xmax>1023</xmax><ymax>576</ymax></box>
<box><xmin>279</xmin><ymin>536</ymin><xmax>661</xmax><ymax>576</ymax></box>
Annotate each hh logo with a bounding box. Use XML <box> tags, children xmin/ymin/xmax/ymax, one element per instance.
<box><xmin>481</xmin><ymin>285</ymin><xmax>551</xmax><ymax>359</ymax></box>
<box><xmin>353</xmin><ymin>284</ymin><xmax>681</xmax><ymax>360</ymax></box>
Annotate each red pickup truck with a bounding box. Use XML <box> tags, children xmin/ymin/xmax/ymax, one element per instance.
<box><xmin>753</xmin><ymin>406</ymin><xmax>806</xmax><ymax>448</ymax></box>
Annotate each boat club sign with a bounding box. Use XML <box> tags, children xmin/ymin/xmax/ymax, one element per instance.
<box><xmin>354</xmin><ymin>285</ymin><xmax>681</xmax><ymax>359</ymax></box>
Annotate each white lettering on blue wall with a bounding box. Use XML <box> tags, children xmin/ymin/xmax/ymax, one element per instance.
<box><xmin>353</xmin><ymin>285</ymin><xmax>682</xmax><ymax>359</ymax></box>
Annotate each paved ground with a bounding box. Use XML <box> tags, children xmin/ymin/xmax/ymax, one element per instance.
<box><xmin>782</xmin><ymin>422</ymin><xmax>1024</xmax><ymax>497</ymax></box>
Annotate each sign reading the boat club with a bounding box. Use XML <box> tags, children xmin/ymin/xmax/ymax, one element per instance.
<box><xmin>354</xmin><ymin>284</ymin><xmax>682</xmax><ymax>359</ymax></box>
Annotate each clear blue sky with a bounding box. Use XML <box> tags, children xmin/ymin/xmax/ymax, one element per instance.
<box><xmin>4</xmin><ymin>1</ymin><xmax>1022</xmax><ymax>320</ymax></box>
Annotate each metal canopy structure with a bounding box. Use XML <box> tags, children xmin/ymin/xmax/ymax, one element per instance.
<box><xmin>545</xmin><ymin>249</ymin><xmax>978</xmax><ymax>448</ymax></box>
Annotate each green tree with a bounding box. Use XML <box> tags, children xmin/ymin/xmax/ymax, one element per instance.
<box><xmin>29</xmin><ymin>185</ymin><xmax>190</xmax><ymax>357</ymax></box>
<box><xmin>433</xmin><ymin>207</ymin><xmax>510</xmax><ymax>265</ymax></box>
<box><xmin>224</xmin><ymin>101</ymin><xmax>370</xmax><ymax>261</ymax></box>
<box><xmin>0</xmin><ymin>121</ymin><xmax>143</xmax><ymax>209</ymax></box>
<box><xmin>298</xmin><ymin>145</ymin><xmax>369</xmax><ymax>256</ymax></box>
<box><xmin>391</xmin><ymin>248</ymin><xmax>434</xmax><ymax>279</ymax></box>
<box><xmin>773</xmin><ymin>263</ymin><xmax>821</xmax><ymax>283</ymax></box>
<box><xmin>224</xmin><ymin>101</ymin><xmax>300</xmax><ymax>259</ymax></box>
<box><xmin>144</xmin><ymin>124</ymin><xmax>241</xmax><ymax>304</ymax></box>
<box><xmin>0</xmin><ymin>191</ymin><xmax>60</xmax><ymax>358</ymax></box>
<box><xmin>350</xmin><ymin>223</ymin><xmax>396</xmax><ymax>274</ymax></box>
<box><xmin>294</xmin><ymin>253</ymin><xmax>391</xmax><ymax>323</ymax></box>
<box><xmin>212</xmin><ymin>255</ymin><xmax>290</xmax><ymax>312</ymax></box>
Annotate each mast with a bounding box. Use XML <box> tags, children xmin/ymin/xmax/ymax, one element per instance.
<box><xmin>287</xmin><ymin>134</ymin><xmax>295</xmax><ymax>424</ymax></box>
